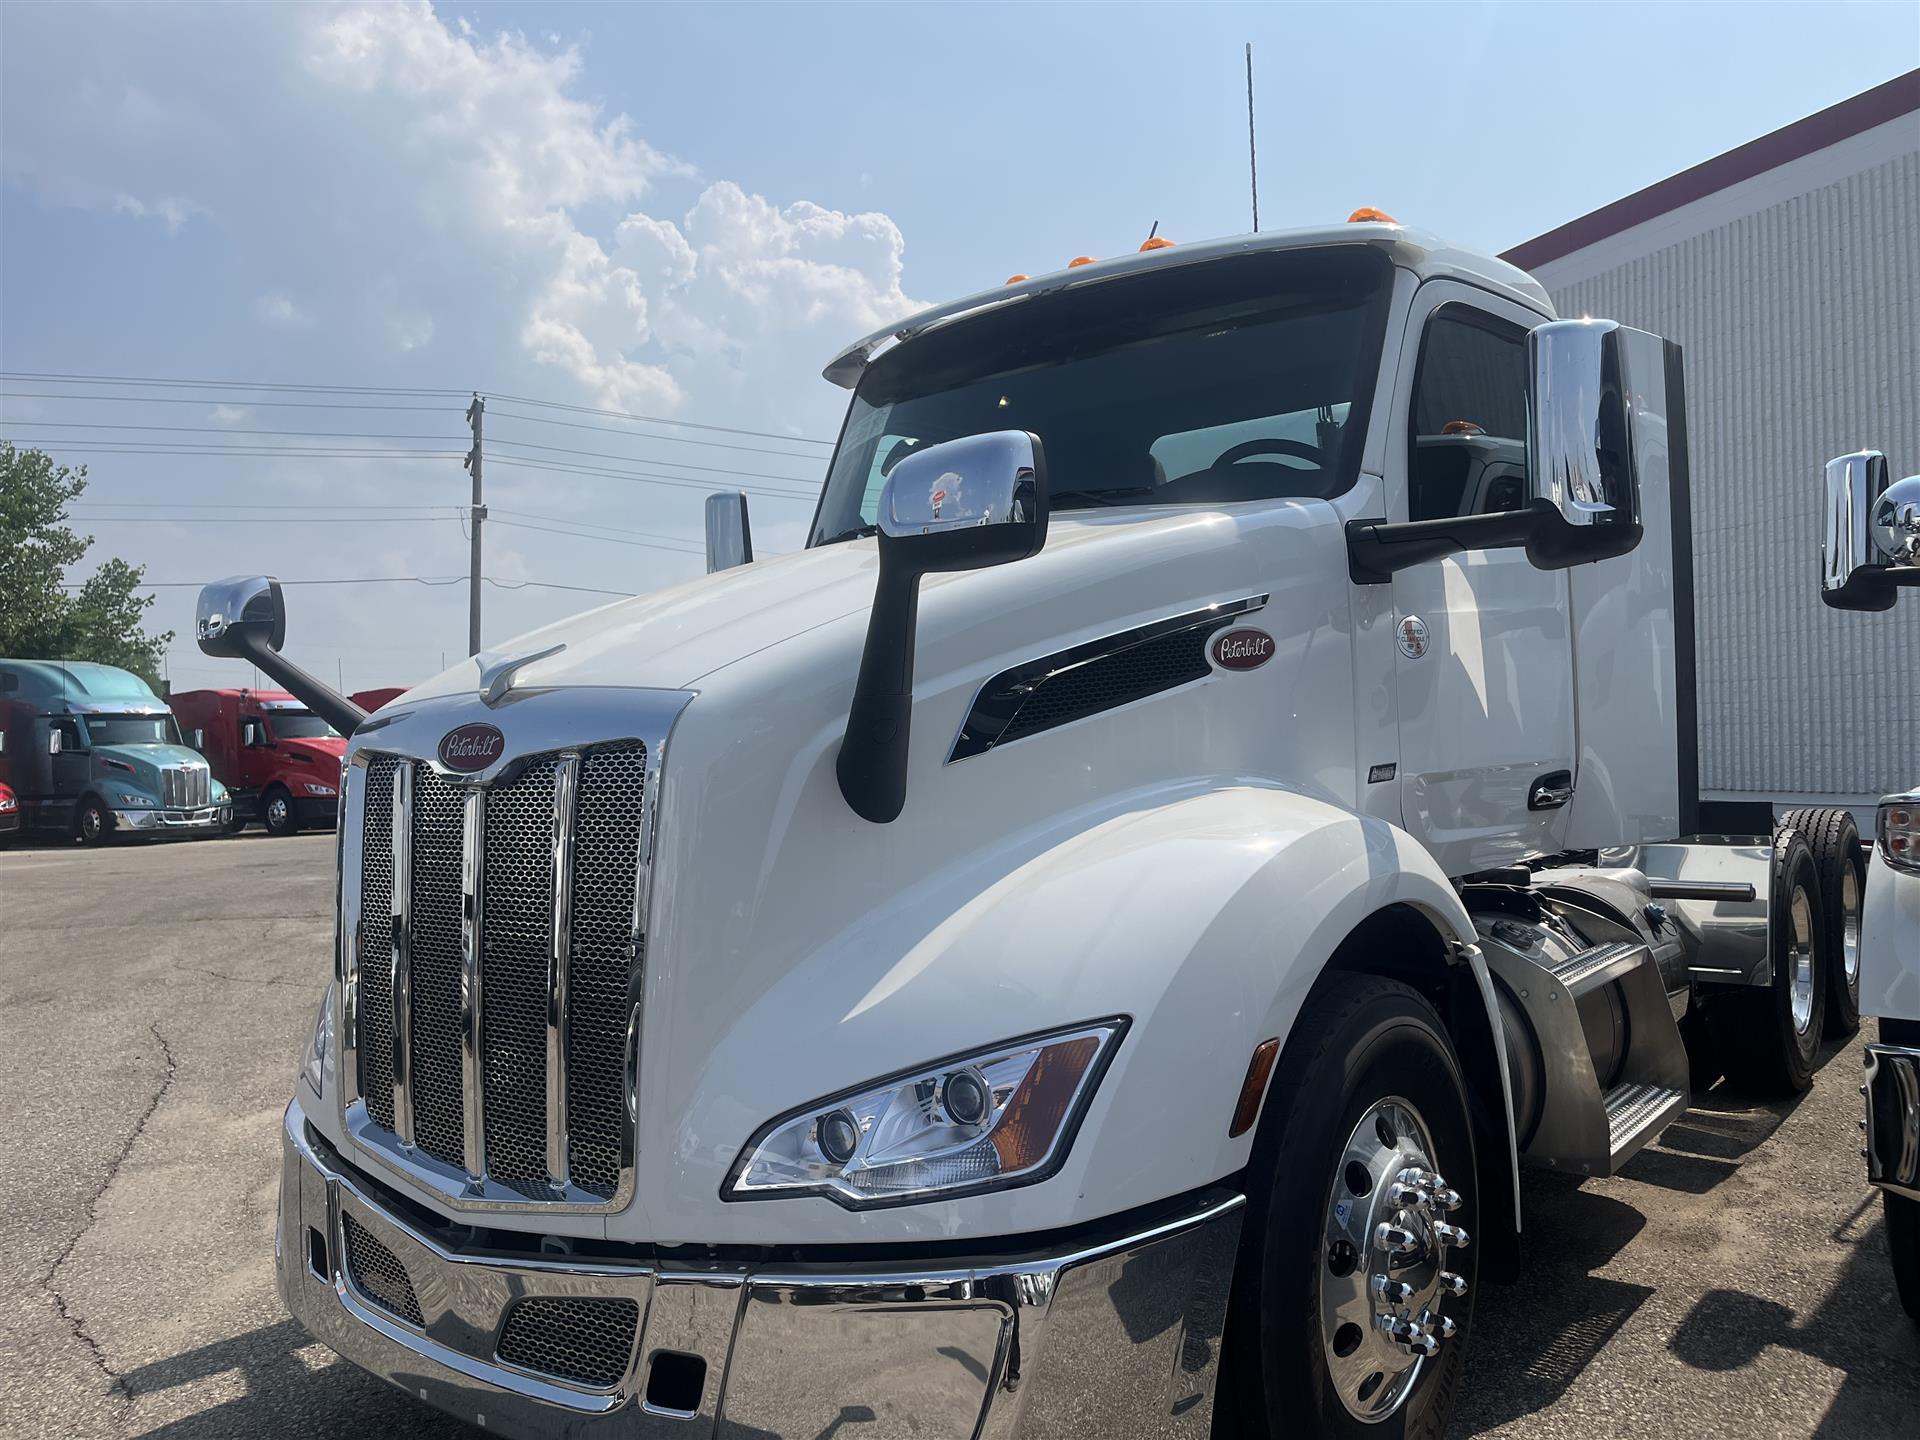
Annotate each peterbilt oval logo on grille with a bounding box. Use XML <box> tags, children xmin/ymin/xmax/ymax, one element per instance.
<box><xmin>1211</xmin><ymin>628</ymin><xmax>1275</xmax><ymax>670</ymax></box>
<box><xmin>438</xmin><ymin>723</ymin><xmax>505</xmax><ymax>772</ymax></box>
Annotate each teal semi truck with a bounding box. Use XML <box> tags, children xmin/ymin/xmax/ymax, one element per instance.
<box><xmin>0</xmin><ymin>659</ymin><xmax>231</xmax><ymax>844</ymax></box>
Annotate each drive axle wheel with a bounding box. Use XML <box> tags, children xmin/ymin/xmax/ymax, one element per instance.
<box><xmin>1781</xmin><ymin>806</ymin><xmax>1865</xmax><ymax>1036</ymax></box>
<box><xmin>1218</xmin><ymin>975</ymin><xmax>1476</xmax><ymax>1439</ymax></box>
<box><xmin>1712</xmin><ymin>829</ymin><xmax>1825</xmax><ymax>1094</ymax></box>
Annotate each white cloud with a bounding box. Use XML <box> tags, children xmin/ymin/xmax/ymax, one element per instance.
<box><xmin>387</xmin><ymin>311</ymin><xmax>435</xmax><ymax>353</ymax></box>
<box><xmin>255</xmin><ymin>293</ymin><xmax>312</xmax><ymax>329</ymax></box>
<box><xmin>207</xmin><ymin>405</ymin><xmax>250</xmax><ymax>425</ymax></box>
<box><xmin>111</xmin><ymin>192</ymin><xmax>200</xmax><ymax>233</ymax></box>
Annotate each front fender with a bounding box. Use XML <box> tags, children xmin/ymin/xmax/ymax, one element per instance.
<box><xmin>653</xmin><ymin>784</ymin><xmax>1516</xmax><ymax>1248</ymax></box>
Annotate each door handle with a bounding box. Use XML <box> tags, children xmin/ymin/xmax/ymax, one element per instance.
<box><xmin>1528</xmin><ymin>770</ymin><xmax>1574</xmax><ymax>811</ymax></box>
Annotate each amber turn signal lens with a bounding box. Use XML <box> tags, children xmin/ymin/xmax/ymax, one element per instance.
<box><xmin>990</xmin><ymin>1035</ymin><xmax>1100</xmax><ymax>1170</ymax></box>
<box><xmin>1229</xmin><ymin>1037</ymin><xmax>1281</xmax><ymax>1138</ymax></box>
<box><xmin>1005</xmin><ymin>274</ymin><xmax>1029</xmax><ymax>285</ymax></box>
<box><xmin>1067</xmin><ymin>255</ymin><xmax>1096</xmax><ymax>268</ymax></box>
<box><xmin>1347</xmin><ymin>206</ymin><xmax>1398</xmax><ymax>224</ymax></box>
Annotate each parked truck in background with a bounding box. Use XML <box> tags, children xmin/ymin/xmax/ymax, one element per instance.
<box><xmin>171</xmin><ymin>688</ymin><xmax>345</xmax><ymax>835</ymax></box>
<box><xmin>203</xmin><ymin>220</ymin><xmax>1867</xmax><ymax>1438</ymax></box>
<box><xmin>0</xmin><ymin>660</ymin><xmax>230</xmax><ymax>843</ymax></box>
<box><xmin>1820</xmin><ymin>449</ymin><xmax>1920</xmax><ymax>1322</ymax></box>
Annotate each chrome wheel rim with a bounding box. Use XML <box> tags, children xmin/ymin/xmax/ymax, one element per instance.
<box><xmin>1841</xmin><ymin>866</ymin><xmax>1861</xmax><ymax>989</ymax></box>
<box><xmin>1319</xmin><ymin>1097</ymin><xmax>1468</xmax><ymax>1425</ymax></box>
<box><xmin>81</xmin><ymin>807</ymin><xmax>101</xmax><ymax>840</ymax></box>
<box><xmin>268</xmin><ymin>797</ymin><xmax>289</xmax><ymax>827</ymax></box>
<box><xmin>1789</xmin><ymin>888</ymin><xmax>1816</xmax><ymax>1035</ymax></box>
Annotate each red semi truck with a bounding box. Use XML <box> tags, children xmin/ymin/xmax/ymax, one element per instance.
<box><xmin>171</xmin><ymin>688</ymin><xmax>345</xmax><ymax>835</ymax></box>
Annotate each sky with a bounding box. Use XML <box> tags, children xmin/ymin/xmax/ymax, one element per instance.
<box><xmin>1</xmin><ymin>1</ymin><xmax>1915</xmax><ymax>697</ymax></box>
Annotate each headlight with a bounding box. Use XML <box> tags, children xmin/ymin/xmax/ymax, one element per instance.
<box><xmin>303</xmin><ymin>987</ymin><xmax>335</xmax><ymax>1099</ymax></box>
<box><xmin>724</xmin><ymin>1019</ymin><xmax>1125</xmax><ymax>1208</ymax></box>
<box><xmin>113</xmin><ymin>792</ymin><xmax>146</xmax><ymax>806</ymax></box>
<box><xmin>302</xmin><ymin>782</ymin><xmax>338</xmax><ymax>797</ymax></box>
<box><xmin>1880</xmin><ymin>793</ymin><xmax>1920</xmax><ymax>873</ymax></box>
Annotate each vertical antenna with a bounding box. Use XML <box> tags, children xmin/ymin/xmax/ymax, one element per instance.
<box><xmin>1246</xmin><ymin>42</ymin><xmax>1259</xmax><ymax>233</ymax></box>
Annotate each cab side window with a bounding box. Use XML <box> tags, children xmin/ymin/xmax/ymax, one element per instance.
<box><xmin>53</xmin><ymin>718</ymin><xmax>84</xmax><ymax>752</ymax></box>
<box><xmin>1407</xmin><ymin>307</ymin><xmax>1531</xmax><ymax>522</ymax></box>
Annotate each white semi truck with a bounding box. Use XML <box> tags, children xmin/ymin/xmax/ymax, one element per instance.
<box><xmin>200</xmin><ymin>220</ymin><xmax>1868</xmax><ymax>1438</ymax></box>
<box><xmin>1820</xmin><ymin>450</ymin><xmax>1920</xmax><ymax>1322</ymax></box>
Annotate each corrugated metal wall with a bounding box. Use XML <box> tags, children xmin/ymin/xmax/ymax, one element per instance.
<box><xmin>1545</xmin><ymin>149</ymin><xmax>1920</xmax><ymax>803</ymax></box>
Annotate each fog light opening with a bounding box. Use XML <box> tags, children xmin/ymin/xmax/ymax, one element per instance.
<box><xmin>644</xmin><ymin>1349</ymin><xmax>707</xmax><ymax>1416</ymax></box>
<box><xmin>306</xmin><ymin>1226</ymin><xmax>329</xmax><ymax>1281</ymax></box>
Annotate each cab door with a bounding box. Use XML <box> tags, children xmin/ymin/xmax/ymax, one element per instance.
<box><xmin>1387</xmin><ymin>284</ymin><xmax>1576</xmax><ymax>875</ymax></box>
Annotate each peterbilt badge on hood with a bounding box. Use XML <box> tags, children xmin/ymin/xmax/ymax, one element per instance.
<box><xmin>1211</xmin><ymin>628</ymin><xmax>1275</xmax><ymax>670</ymax></box>
<box><xmin>438</xmin><ymin>722</ymin><xmax>505</xmax><ymax>772</ymax></box>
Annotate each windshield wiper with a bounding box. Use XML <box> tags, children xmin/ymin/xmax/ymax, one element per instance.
<box><xmin>1049</xmin><ymin>486</ymin><xmax>1154</xmax><ymax>510</ymax></box>
<box><xmin>818</xmin><ymin>523</ymin><xmax>880</xmax><ymax>545</ymax></box>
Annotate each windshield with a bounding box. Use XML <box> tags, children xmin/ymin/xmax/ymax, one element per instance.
<box><xmin>810</xmin><ymin>246</ymin><xmax>1394</xmax><ymax>546</ymax></box>
<box><xmin>83</xmin><ymin>714</ymin><xmax>180</xmax><ymax>747</ymax></box>
<box><xmin>269</xmin><ymin>710</ymin><xmax>339</xmax><ymax>740</ymax></box>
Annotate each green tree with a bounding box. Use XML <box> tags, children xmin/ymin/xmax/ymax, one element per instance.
<box><xmin>0</xmin><ymin>442</ymin><xmax>173</xmax><ymax>688</ymax></box>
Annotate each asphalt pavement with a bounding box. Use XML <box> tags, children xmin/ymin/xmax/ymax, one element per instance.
<box><xmin>1</xmin><ymin>833</ymin><xmax>1914</xmax><ymax>1438</ymax></box>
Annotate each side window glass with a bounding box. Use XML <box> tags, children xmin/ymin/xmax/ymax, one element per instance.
<box><xmin>860</xmin><ymin>434</ymin><xmax>921</xmax><ymax>523</ymax></box>
<box><xmin>1407</xmin><ymin>307</ymin><xmax>1530</xmax><ymax>522</ymax></box>
<box><xmin>55</xmin><ymin>719</ymin><xmax>83</xmax><ymax>751</ymax></box>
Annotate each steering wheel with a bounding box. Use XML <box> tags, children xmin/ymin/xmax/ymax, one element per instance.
<box><xmin>1213</xmin><ymin>437</ymin><xmax>1326</xmax><ymax>470</ymax></box>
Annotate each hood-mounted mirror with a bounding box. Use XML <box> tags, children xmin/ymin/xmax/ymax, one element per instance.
<box><xmin>194</xmin><ymin>575</ymin><xmax>367</xmax><ymax>736</ymax></box>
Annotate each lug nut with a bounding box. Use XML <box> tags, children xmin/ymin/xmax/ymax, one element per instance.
<box><xmin>1388</xmin><ymin>1182</ymin><xmax>1430</xmax><ymax>1209</ymax></box>
<box><xmin>1371</xmin><ymin>1273</ymin><xmax>1414</xmax><ymax>1302</ymax></box>
<box><xmin>1432</xmin><ymin>1222</ymin><xmax>1470</xmax><ymax>1250</ymax></box>
<box><xmin>1375</xmin><ymin>1223</ymin><xmax>1420</xmax><ymax>1255</ymax></box>
<box><xmin>1438</xmin><ymin>1270</ymin><xmax>1468</xmax><ymax>1297</ymax></box>
<box><xmin>1434</xmin><ymin>1186</ymin><xmax>1463</xmax><ymax>1212</ymax></box>
<box><xmin>1409</xmin><ymin>1329</ymin><xmax>1439</xmax><ymax>1357</ymax></box>
<box><xmin>1420</xmin><ymin>1308</ymin><xmax>1459</xmax><ymax>1340</ymax></box>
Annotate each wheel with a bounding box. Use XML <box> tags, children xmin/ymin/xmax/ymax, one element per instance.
<box><xmin>74</xmin><ymin>796</ymin><xmax>114</xmax><ymax>847</ymax></box>
<box><xmin>221</xmin><ymin>805</ymin><xmax>248</xmax><ymax>835</ymax></box>
<box><xmin>1888</xmin><ymin>1192</ymin><xmax>1920</xmax><ymax>1324</ymax></box>
<box><xmin>1780</xmin><ymin>806</ymin><xmax>1865</xmax><ymax>1036</ymax></box>
<box><xmin>1217</xmin><ymin>975</ymin><xmax>1477</xmax><ymax>1438</ymax></box>
<box><xmin>261</xmin><ymin>785</ymin><xmax>298</xmax><ymax>837</ymax></box>
<box><xmin>1711</xmin><ymin>830</ymin><xmax>1825</xmax><ymax>1094</ymax></box>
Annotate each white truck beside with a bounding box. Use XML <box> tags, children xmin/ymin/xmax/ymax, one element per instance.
<box><xmin>1820</xmin><ymin>449</ymin><xmax>1920</xmax><ymax>1322</ymax></box>
<box><xmin>199</xmin><ymin>219</ymin><xmax>1866</xmax><ymax>1438</ymax></box>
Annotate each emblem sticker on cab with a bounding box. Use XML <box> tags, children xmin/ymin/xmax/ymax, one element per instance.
<box><xmin>1397</xmin><ymin>615</ymin><xmax>1430</xmax><ymax>660</ymax></box>
<box><xmin>1212</xmin><ymin>628</ymin><xmax>1275</xmax><ymax>671</ymax></box>
<box><xmin>438</xmin><ymin>722</ymin><xmax>505</xmax><ymax>772</ymax></box>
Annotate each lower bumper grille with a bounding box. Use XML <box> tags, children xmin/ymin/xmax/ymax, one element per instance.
<box><xmin>496</xmin><ymin>1297</ymin><xmax>640</xmax><ymax>1389</ymax></box>
<box><xmin>341</xmin><ymin>1210</ymin><xmax>423</xmax><ymax>1327</ymax></box>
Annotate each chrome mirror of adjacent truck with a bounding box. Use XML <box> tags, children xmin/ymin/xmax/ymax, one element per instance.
<box><xmin>705</xmin><ymin>490</ymin><xmax>754</xmax><ymax>573</ymax></box>
<box><xmin>1822</xmin><ymin>450</ymin><xmax>1920</xmax><ymax>611</ymax></box>
<box><xmin>194</xmin><ymin>575</ymin><xmax>369</xmax><ymax>737</ymax></box>
<box><xmin>1347</xmin><ymin>318</ymin><xmax>1663</xmax><ymax>583</ymax></box>
<box><xmin>837</xmin><ymin>429</ymin><xmax>1049</xmax><ymax>823</ymax></box>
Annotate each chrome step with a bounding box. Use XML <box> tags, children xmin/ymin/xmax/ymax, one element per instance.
<box><xmin>1547</xmin><ymin>941</ymin><xmax>1645</xmax><ymax>997</ymax></box>
<box><xmin>1604</xmin><ymin>1082</ymin><xmax>1687</xmax><ymax>1168</ymax></box>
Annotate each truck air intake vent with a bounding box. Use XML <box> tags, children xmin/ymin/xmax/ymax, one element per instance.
<box><xmin>341</xmin><ymin>1211</ymin><xmax>423</xmax><ymax>1327</ymax></box>
<box><xmin>351</xmin><ymin>740</ymin><xmax>647</xmax><ymax>1206</ymax></box>
<box><xmin>495</xmin><ymin>1296</ymin><xmax>640</xmax><ymax>1389</ymax></box>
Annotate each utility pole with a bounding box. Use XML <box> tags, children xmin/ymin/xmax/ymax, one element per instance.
<box><xmin>465</xmin><ymin>394</ymin><xmax>486</xmax><ymax>656</ymax></box>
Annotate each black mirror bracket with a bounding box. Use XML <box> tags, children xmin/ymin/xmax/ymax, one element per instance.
<box><xmin>1345</xmin><ymin>508</ymin><xmax>1543</xmax><ymax>585</ymax></box>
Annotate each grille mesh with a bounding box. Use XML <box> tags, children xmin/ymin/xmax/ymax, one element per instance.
<box><xmin>409</xmin><ymin>768</ymin><xmax>466</xmax><ymax>1167</ymax></box>
<box><xmin>496</xmin><ymin>1297</ymin><xmax>639</xmax><ymax>1389</ymax></box>
<box><xmin>341</xmin><ymin>1211</ymin><xmax>423</xmax><ymax>1327</ymax></box>
<box><xmin>566</xmin><ymin>745</ymin><xmax>646</xmax><ymax>1194</ymax></box>
<box><xmin>358</xmin><ymin>757</ymin><xmax>398</xmax><ymax>1130</ymax></box>
<box><xmin>1000</xmin><ymin>623</ymin><xmax>1215</xmax><ymax>743</ymax></box>
<box><xmin>481</xmin><ymin>761</ymin><xmax>556</xmax><ymax>1189</ymax></box>
<box><xmin>161</xmin><ymin>765</ymin><xmax>212</xmax><ymax>809</ymax></box>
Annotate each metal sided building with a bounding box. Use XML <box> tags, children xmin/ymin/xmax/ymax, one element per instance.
<box><xmin>1504</xmin><ymin>70</ymin><xmax>1920</xmax><ymax>822</ymax></box>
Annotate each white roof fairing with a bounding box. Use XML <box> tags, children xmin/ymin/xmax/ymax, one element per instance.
<box><xmin>821</xmin><ymin>223</ymin><xmax>1556</xmax><ymax>389</ymax></box>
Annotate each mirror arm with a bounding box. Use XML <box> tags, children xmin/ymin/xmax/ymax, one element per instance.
<box><xmin>1345</xmin><ymin>508</ymin><xmax>1541</xmax><ymax>585</ymax></box>
<box><xmin>226</xmin><ymin>630</ymin><xmax>368</xmax><ymax>737</ymax></box>
<box><xmin>836</xmin><ymin>554</ymin><xmax>923</xmax><ymax>824</ymax></box>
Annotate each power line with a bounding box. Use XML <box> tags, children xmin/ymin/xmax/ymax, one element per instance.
<box><xmin>69</xmin><ymin>501</ymin><xmax>462</xmax><ymax>512</ymax></box>
<box><xmin>3</xmin><ymin>371</ymin><xmax>469</xmax><ymax>397</ymax></box>
<box><xmin>487</xmin><ymin>406</ymin><xmax>825</xmax><ymax>461</ymax></box>
<box><xmin>486</xmin><ymin>454</ymin><xmax>820</xmax><ymax>503</ymax></box>
<box><xmin>0</xmin><ymin>391</ymin><xmax>455</xmax><ymax>412</ymax></box>
<box><xmin>0</xmin><ymin>420</ymin><xmax>466</xmax><ymax>442</ymax></box>
<box><xmin>487</xmin><ymin>434</ymin><xmax>819</xmax><ymax>486</ymax></box>
<box><xmin>68</xmin><ymin>515</ymin><xmax>458</xmax><ymax>527</ymax></box>
<box><xmin>486</xmin><ymin>390</ymin><xmax>833</xmax><ymax>446</ymax></box>
<box><xmin>489</xmin><ymin>507</ymin><xmax>704</xmax><ymax>548</ymax></box>
<box><xmin>490</xmin><ymin>517</ymin><xmax>704</xmax><ymax>557</ymax></box>
<box><xmin>14</xmin><ymin>443</ymin><xmax>468</xmax><ymax>459</ymax></box>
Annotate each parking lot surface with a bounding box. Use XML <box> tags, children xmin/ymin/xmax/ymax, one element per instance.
<box><xmin>2</xmin><ymin>834</ymin><xmax>1915</xmax><ymax>1439</ymax></box>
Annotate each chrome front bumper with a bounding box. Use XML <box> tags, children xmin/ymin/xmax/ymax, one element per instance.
<box><xmin>278</xmin><ymin>1099</ymin><xmax>1244</xmax><ymax>1438</ymax></box>
<box><xmin>1866</xmin><ymin>1043</ymin><xmax>1920</xmax><ymax>1202</ymax></box>
<box><xmin>113</xmin><ymin>804</ymin><xmax>228</xmax><ymax>832</ymax></box>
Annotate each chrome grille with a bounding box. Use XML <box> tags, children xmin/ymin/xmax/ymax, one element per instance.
<box><xmin>161</xmin><ymin>763</ymin><xmax>211</xmax><ymax>809</ymax></box>
<box><xmin>496</xmin><ymin>1296</ymin><xmax>639</xmax><ymax>1389</ymax></box>
<box><xmin>350</xmin><ymin>739</ymin><xmax>647</xmax><ymax>1205</ymax></box>
<box><xmin>341</xmin><ymin>1211</ymin><xmax>423</xmax><ymax>1327</ymax></box>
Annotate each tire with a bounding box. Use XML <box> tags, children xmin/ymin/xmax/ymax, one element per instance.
<box><xmin>1711</xmin><ymin>829</ymin><xmax>1825</xmax><ymax>1094</ymax></box>
<box><xmin>1217</xmin><ymin>975</ymin><xmax>1477</xmax><ymax>1439</ymax></box>
<box><xmin>261</xmin><ymin>785</ymin><xmax>298</xmax><ymax>837</ymax></box>
<box><xmin>1780</xmin><ymin>806</ymin><xmax>1865</xmax><ymax>1036</ymax></box>
<box><xmin>222</xmin><ymin>805</ymin><xmax>248</xmax><ymax>835</ymax></box>
<box><xmin>74</xmin><ymin>796</ymin><xmax>114</xmax><ymax>847</ymax></box>
<box><xmin>1888</xmin><ymin>1192</ymin><xmax>1920</xmax><ymax>1324</ymax></box>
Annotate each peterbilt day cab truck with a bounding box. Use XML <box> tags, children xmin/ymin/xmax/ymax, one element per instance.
<box><xmin>171</xmin><ymin>687</ymin><xmax>345</xmax><ymax>834</ymax></box>
<box><xmin>202</xmin><ymin>221</ymin><xmax>1862</xmax><ymax>1439</ymax></box>
<box><xmin>0</xmin><ymin>660</ymin><xmax>230</xmax><ymax>843</ymax></box>
<box><xmin>1820</xmin><ymin>450</ymin><xmax>1920</xmax><ymax>1321</ymax></box>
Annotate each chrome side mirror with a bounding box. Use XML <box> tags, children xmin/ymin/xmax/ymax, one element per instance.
<box><xmin>191</xmin><ymin>728</ymin><xmax>205</xmax><ymax>750</ymax></box>
<box><xmin>1822</xmin><ymin>452</ymin><xmax>1920</xmax><ymax>611</ymax></box>
<box><xmin>48</xmin><ymin>729</ymin><xmax>62</xmax><ymax>755</ymax></box>
<box><xmin>839</xmin><ymin>430</ymin><xmax>1049</xmax><ymax>824</ymax></box>
<box><xmin>1525</xmin><ymin>319</ymin><xmax>1662</xmax><ymax>569</ymax></box>
<box><xmin>197</xmin><ymin>575</ymin><xmax>287</xmax><ymax>658</ymax></box>
<box><xmin>705</xmin><ymin>491</ymin><xmax>754</xmax><ymax>573</ymax></box>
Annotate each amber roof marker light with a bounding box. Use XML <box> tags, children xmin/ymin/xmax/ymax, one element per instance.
<box><xmin>1348</xmin><ymin>206</ymin><xmax>1399</xmax><ymax>224</ymax></box>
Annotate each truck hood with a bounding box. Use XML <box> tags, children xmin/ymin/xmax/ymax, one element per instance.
<box><xmin>278</xmin><ymin>736</ymin><xmax>346</xmax><ymax>771</ymax></box>
<box><xmin>92</xmin><ymin>743</ymin><xmax>222</xmax><ymax>798</ymax></box>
